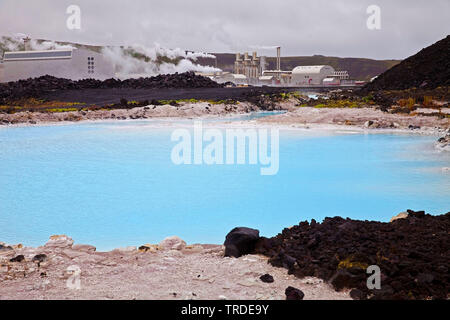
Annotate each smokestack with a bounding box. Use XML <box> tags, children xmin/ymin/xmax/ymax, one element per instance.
<box><xmin>260</xmin><ymin>56</ymin><xmax>267</xmax><ymax>73</ymax></box>
<box><xmin>23</xmin><ymin>36</ymin><xmax>31</xmax><ymax>51</ymax></box>
<box><xmin>276</xmin><ymin>46</ymin><xmax>281</xmax><ymax>71</ymax></box>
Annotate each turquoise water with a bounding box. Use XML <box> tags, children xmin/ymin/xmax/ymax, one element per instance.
<box><xmin>0</xmin><ymin>119</ymin><xmax>449</xmax><ymax>250</ymax></box>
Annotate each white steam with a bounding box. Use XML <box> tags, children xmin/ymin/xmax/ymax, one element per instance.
<box><xmin>1</xmin><ymin>35</ymin><xmax>221</xmax><ymax>79</ymax></box>
<box><xmin>1</xmin><ymin>35</ymin><xmax>74</xmax><ymax>52</ymax></box>
<box><xmin>102</xmin><ymin>43</ymin><xmax>220</xmax><ymax>78</ymax></box>
<box><xmin>249</xmin><ymin>45</ymin><xmax>279</xmax><ymax>50</ymax></box>
<box><xmin>30</xmin><ymin>40</ymin><xmax>73</xmax><ymax>51</ymax></box>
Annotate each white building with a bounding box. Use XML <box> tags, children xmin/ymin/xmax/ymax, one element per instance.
<box><xmin>0</xmin><ymin>47</ymin><xmax>114</xmax><ymax>82</ymax></box>
<box><xmin>291</xmin><ymin>65</ymin><xmax>335</xmax><ymax>86</ymax></box>
<box><xmin>258</xmin><ymin>75</ymin><xmax>275</xmax><ymax>86</ymax></box>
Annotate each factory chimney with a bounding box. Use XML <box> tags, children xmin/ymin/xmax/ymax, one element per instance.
<box><xmin>23</xmin><ymin>36</ymin><xmax>31</xmax><ymax>51</ymax></box>
<box><xmin>276</xmin><ymin>46</ymin><xmax>281</xmax><ymax>71</ymax></box>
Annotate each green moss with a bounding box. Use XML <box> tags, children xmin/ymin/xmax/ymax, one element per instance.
<box><xmin>313</xmin><ymin>100</ymin><xmax>362</xmax><ymax>108</ymax></box>
<box><xmin>46</xmin><ymin>108</ymin><xmax>79</xmax><ymax>113</ymax></box>
<box><xmin>362</xmin><ymin>94</ymin><xmax>374</xmax><ymax>103</ymax></box>
<box><xmin>207</xmin><ymin>99</ymin><xmax>237</xmax><ymax>105</ymax></box>
<box><xmin>155</xmin><ymin>98</ymin><xmax>237</xmax><ymax>105</ymax></box>
<box><xmin>338</xmin><ymin>257</ymin><xmax>369</xmax><ymax>270</ymax></box>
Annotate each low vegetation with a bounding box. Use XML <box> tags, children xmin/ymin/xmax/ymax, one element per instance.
<box><xmin>313</xmin><ymin>100</ymin><xmax>362</xmax><ymax>108</ymax></box>
<box><xmin>0</xmin><ymin>99</ymin><xmax>83</xmax><ymax>114</ymax></box>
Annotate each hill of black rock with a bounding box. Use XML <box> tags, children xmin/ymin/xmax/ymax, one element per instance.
<box><xmin>0</xmin><ymin>72</ymin><xmax>223</xmax><ymax>103</ymax></box>
<box><xmin>361</xmin><ymin>35</ymin><xmax>450</xmax><ymax>92</ymax></box>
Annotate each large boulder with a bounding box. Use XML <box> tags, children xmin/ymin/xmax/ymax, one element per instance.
<box><xmin>285</xmin><ymin>286</ymin><xmax>305</xmax><ymax>300</ymax></box>
<box><xmin>44</xmin><ymin>235</ymin><xmax>74</xmax><ymax>249</ymax></box>
<box><xmin>224</xmin><ymin>227</ymin><xmax>260</xmax><ymax>258</ymax></box>
<box><xmin>259</xmin><ymin>274</ymin><xmax>274</xmax><ymax>283</ymax></box>
<box><xmin>159</xmin><ymin>236</ymin><xmax>186</xmax><ymax>251</ymax></box>
<box><xmin>390</xmin><ymin>211</ymin><xmax>408</xmax><ymax>223</ymax></box>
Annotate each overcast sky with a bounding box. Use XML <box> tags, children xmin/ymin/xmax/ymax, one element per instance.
<box><xmin>0</xmin><ymin>0</ymin><xmax>449</xmax><ymax>59</ymax></box>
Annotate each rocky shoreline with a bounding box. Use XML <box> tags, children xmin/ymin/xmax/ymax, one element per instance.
<box><xmin>2</xmin><ymin>99</ymin><xmax>449</xmax><ymax>154</ymax></box>
<box><xmin>0</xmin><ymin>101</ymin><xmax>261</xmax><ymax>126</ymax></box>
<box><xmin>1</xmin><ymin>99</ymin><xmax>449</xmax><ymax>132</ymax></box>
<box><xmin>2</xmin><ymin>210</ymin><xmax>448</xmax><ymax>300</ymax></box>
<box><xmin>0</xmin><ymin>235</ymin><xmax>349</xmax><ymax>300</ymax></box>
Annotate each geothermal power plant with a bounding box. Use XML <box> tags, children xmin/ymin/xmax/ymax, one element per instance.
<box><xmin>0</xmin><ymin>37</ymin><xmax>359</xmax><ymax>87</ymax></box>
<box><xmin>209</xmin><ymin>47</ymin><xmax>358</xmax><ymax>87</ymax></box>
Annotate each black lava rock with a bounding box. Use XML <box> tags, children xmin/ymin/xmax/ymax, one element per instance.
<box><xmin>138</xmin><ymin>245</ymin><xmax>150</xmax><ymax>252</ymax></box>
<box><xmin>32</xmin><ymin>254</ymin><xmax>47</xmax><ymax>264</ymax></box>
<box><xmin>0</xmin><ymin>72</ymin><xmax>224</xmax><ymax>103</ymax></box>
<box><xmin>350</xmin><ymin>288</ymin><xmax>367</xmax><ymax>300</ymax></box>
<box><xmin>285</xmin><ymin>286</ymin><xmax>305</xmax><ymax>300</ymax></box>
<box><xmin>330</xmin><ymin>270</ymin><xmax>365</xmax><ymax>291</ymax></box>
<box><xmin>361</xmin><ymin>35</ymin><xmax>450</xmax><ymax>92</ymax></box>
<box><xmin>255</xmin><ymin>210</ymin><xmax>450</xmax><ymax>300</ymax></box>
<box><xmin>9</xmin><ymin>255</ymin><xmax>25</xmax><ymax>262</ymax></box>
<box><xmin>260</xmin><ymin>274</ymin><xmax>274</xmax><ymax>283</ymax></box>
<box><xmin>224</xmin><ymin>227</ymin><xmax>260</xmax><ymax>258</ymax></box>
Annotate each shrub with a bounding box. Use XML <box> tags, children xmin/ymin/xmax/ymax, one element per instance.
<box><xmin>423</xmin><ymin>96</ymin><xmax>434</xmax><ymax>107</ymax></box>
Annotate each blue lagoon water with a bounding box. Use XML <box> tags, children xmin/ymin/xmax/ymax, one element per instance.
<box><xmin>0</xmin><ymin>119</ymin><xmax>449</xmax><ymax>250</ymax></box>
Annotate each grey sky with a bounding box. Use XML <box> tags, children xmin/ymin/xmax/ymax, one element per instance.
<box><xmin>0</xmin><ymin>0</ymin><xmax>449</xmax><ymax>59</ymax></box>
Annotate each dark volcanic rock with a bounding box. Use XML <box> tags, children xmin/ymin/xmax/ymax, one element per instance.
<box><xmin>32</xmin><ymin>254</ymin><xmax>47</xmax><ymax>264</ymax></box>
<box><xmin>224</xmin><ymin>227</ymin><xmax>259</xmax><ymax>258</ymax></box>
<box><xmin>0</xmin><ymin>71</ymin><xmax>224</xmax><ymax>103</ymax></box>
<box><xmin>9</xmin><ymin>255</ymin><xmax>25</xmax><ymax>263</ymax></box>
<box><xmin>255</xmin><ymin>210</ymin><xmax>450</xmax><ymax>300</ymax></box>
<box><xmin>138</xmin><ymin>245</ymin><xmax>151</xmax><ymax>252</ymax></box>
<box><xmin>259</xmin><ymin>274</ymin><xmax>274</xmax><ymax>283</ymax></box>
<box><xmin>349</xmin><ymin>288</ymin><xmax>367</xmax><ymax>300</ymax></box>
<box><xmin>361</xmin><ymin>35</ymin><xmax>450</xmax><ymax>92</ymax></box>
<box><xmin>0</xmin><ymin>244</ymin><xmax>13</xmax><ymax>251</ymax></box>
<box><xmin>330</xmin><ymin>270</ymin><xmax>364</xmax><ymax>291</ymax></box>
<box><xmin>285</xmin><ymin>286</ymin><xmax>305</xmax><ymax>300</ymax></box>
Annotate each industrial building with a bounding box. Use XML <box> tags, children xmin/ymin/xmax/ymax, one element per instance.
<box><xmin>291</xmin><ymin>65</ymin><xmax>335</xmax><ymax>86</ymax></box>
<box><xmin>225</xmin><ymin>46</ymin><xmax>357</xmax><ymax>87</ymax></box>
<box><xmin>0</xmin><ymin>38</ymin><xmax>114</xmax><ymax>82</ymax></box>
<box><xmin>234</xmin><ymin>51</ymin><xmax>268</xmax><ymax>85</ymax></box>
<box><xmin>0</xmin><ymin>39</ymin><xmax>358</xmax><ymax>87</ymax></box>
